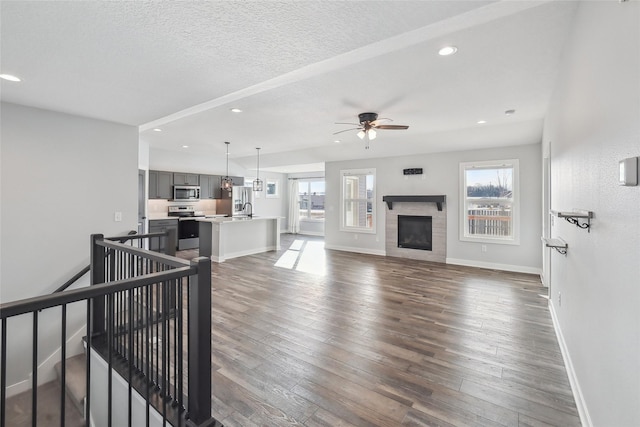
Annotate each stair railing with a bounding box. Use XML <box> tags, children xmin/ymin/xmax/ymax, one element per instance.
<box><xmin>0</xmin><ymin>231</ymin><xmax>218</xmax><ymax>427</ymax></box>
<box><xmin>52</xmin><ymin>228</ymin><xmax>177</xmax><ymax>294</ymax></box>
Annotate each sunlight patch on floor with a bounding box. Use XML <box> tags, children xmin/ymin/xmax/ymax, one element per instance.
<box><xmin>274</xmin><ymin>239</ymin><xmax>326</xmax><ymax>276</ymax></box>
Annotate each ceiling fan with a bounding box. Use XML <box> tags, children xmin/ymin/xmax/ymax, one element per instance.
<box><xmin>334</xmin><ymin>112</ymin><xmax>409</xmax><ymax>149</ymax></box>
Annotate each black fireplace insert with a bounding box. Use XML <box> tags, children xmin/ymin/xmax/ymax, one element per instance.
<box><xmin>398</xmin><ymin>215</ymin><xmax>432</xmax><ymax>251</ymax></box>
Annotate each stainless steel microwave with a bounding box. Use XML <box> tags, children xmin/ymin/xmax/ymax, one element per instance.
<box><xmin>173</xmin><ymin>185</ymin><xmax>200</xmax><ymax>201</ymax></box>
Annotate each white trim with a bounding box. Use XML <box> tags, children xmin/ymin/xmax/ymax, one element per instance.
<box><xmin>296</xmin><ymin>230</ymin><xmax>324</xmax><ymax>237</ymax></box>
<box><xmin>210</xmin><ymin>245</ymin><xmax>279</xmax><ymax>263</ymax></box>
<box><xmin>459</xmin><ymin>159</ymin><xmax>520</xmax><ymax>245</ymax></box>
<box><xmin>446</xmin><ymin>257</ymin><xmax>541</xmax><ymax>275</ymax></box>
<box><xmin>5</xmin><ymin>325</ymin><xmax>86</xmax><ymax>398</ymax></box>
<box><xmin>549</xmin><ymin>303</ymin><xmax>593</xmax><ymax>427</ymax></box>
<box><xmin>324</xmin><ymin>244</ymin><xmax>386</xmax><ymax>257</ymax></box>
<box><xmin>340</xmin><ymin>168</ymin><xmax>376</xmax><ymax>234</ymax></box>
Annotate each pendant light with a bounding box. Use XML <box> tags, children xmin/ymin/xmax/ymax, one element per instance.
<box><xmin>221</xmin><ymin>141</ymin><xmax>233</xmax><ymax>191</ymax></box>
<box><xmin>253</xmin><ymin>147</ymin><xmax>263</xmax><ymax>192</ymax></box>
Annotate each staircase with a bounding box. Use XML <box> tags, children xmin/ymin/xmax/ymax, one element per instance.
<box><xmin>55</xmin><ymin>353</ymin><xmax>87</xmax><ymax>419</ymax></box>
<box><xmin>3</xmin><ymin>354</ymin><xmax>86</xmax><ymax>426</ymax></box>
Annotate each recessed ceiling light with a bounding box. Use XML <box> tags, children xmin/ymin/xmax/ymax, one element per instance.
<box><xmin>438</xmin><ymin>46</ymin><xmax>458</xmax><ymax>56</ymax></box>
<box><xmin>477</xmin><ymin>120</ymin><xmax>487</xmax><ymax>124</ymax></box>
<box><xmin>230</xmin><ymin>108</ymin><xmax>243</xmax><ymax>113</ymax></box>
<box><xmin>182</xmin><ymin>145</ymin><xmax>189</xmax><ymax>148</ymax></box>
<box><xmin>153</xmin><ymin>128</ymin><xmax>162</xmax><ymax>132</ymax></box>
<box><xmin>334</xmin><ymin>140</ymin><xmax>341</xmax><ymax>144</ymax></box>
<box><xmin>505</xmin><ymin>109</ymin><xmax>516</xmax><ymax>115</ymax></box>
<box><xmin>0</xmin><ymin>74</ymin><xmax>21</xmax><ymax>82</ymax></box>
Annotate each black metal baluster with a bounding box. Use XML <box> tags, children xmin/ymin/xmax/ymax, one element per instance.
<box><xmin>1</xmin><ymin>318</ymin><xmax>7</xmax><ymax>427</ymax></box>
<box><xmin>85</xmin><ymin>300</ymin><xmax>92</xmax><ymax>427</ymax></box>
<box><xmin>107</xmin><ymin>293</ymin><xmax>113</xmax><ymax>427</ymax></box>
<box><xmin>155</xmin><ymin>277</ymin><xmax>160</xmax><ymax>389</ymax></box>
<box><xmin>186</xmin><ymin>276</ymin><xmax>191</xmax><ymax>420</ymax></box>
<box><xmin>177</xmin><ymin>278</ymin><xmax>184</xmax><ymax>425</ymax></box>
<box><xmin>60</xmin><ymin>305</ymin><xmax>67</xmax><ymax>427</ymax></box>
<box><xmin>162</xmin><ymin>280</ymin><xmax>168</xmax><ymax>424</ymax></box>
<box><xmin>128</xmin><ymin>288</ymin><xmax>134</xmax><ymax>426</ymax></box>
<box><xmin>32</xmin><ymin>311</ymin><xmax>38</xmax><ymax>427</ymax></box>
<box><xmin>145</xmin><ymin>283</ymin><xmax>151</xmax><ymax>427</ymax></box>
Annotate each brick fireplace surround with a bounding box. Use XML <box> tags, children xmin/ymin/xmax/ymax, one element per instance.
<box><xmin>384</xmin><ymin>195</ymin><xmax>446</xmax><ymax>263</ymax></box>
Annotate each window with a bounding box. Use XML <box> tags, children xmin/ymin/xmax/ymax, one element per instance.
<box><xmin>298</xmin><ymin>180</ymin><xmax>325</xmax><ymax>220</ymax></box>
<box><xmin>341</xmin><ymin>168</ymin><xmax>375</xmax><ymax>233</ymax></box>
<box><xmin>460</xmin><ymin>160</ymin><xmax>519</xmax><ymax>244</ymax></box>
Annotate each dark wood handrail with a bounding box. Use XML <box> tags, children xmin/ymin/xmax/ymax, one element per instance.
<box><xmin>1</xmin><ymin>266</ymin><xmax>195</xmax><ymax>319</ymax></box>
<box><xmin>51</xmin><ymin>230</ymin><xmax>181</xmax><ymax>294</ymax></box>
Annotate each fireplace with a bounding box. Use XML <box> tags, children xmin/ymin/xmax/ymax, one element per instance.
<box><xmin>398</xmin><ymin>215</ymin><xmax>432</xmax><ymax>251</ymax></box>
<box><xmin>384</xmin><ymin>195</ymin><xmax>446</xmax><ymax>263</ymax></box>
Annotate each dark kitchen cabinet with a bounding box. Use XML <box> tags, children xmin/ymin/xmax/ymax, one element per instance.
<box><xmin>213</xmin><ymin>176</ymin><xmax>245</xmax><ymax>199</ymax></box>
<box><xmin>148</xmin><ymin>218</ymin><xmax>178</xmax><ymax>252</ymax></box>
<box><xmin>199</xmin><ymin>174</ymin><xmax>221</xmax><ymax>199</ymax></box>
<box><xmin>148</xmin><ymin>170</ymin><xmax>173</xmax><ymax>199</ymax></box>
<box><xmin>173</xmin><ymin>173</ymin><xmax>199</xmax><ymax>186</ymax></box>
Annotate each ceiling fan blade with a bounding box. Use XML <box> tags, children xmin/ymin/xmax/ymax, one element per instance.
<box><xmin>334</xmin><ymin>122</ymin><xmax>360</xmax><ymax>126</ymax></box>
<box><xmin>370</xmin><ymin>118</ymin><xmax>392</xmax><ymax>126</ymax></box>
<box><xmin>375</xmin><ymin>125</ymin><xmax>409</xmax><ymax>130</ymax></box>
<box><xmin>333</xmin><ymin>127</ymin><xmax>362</xmax><ymax>135</ymax></box>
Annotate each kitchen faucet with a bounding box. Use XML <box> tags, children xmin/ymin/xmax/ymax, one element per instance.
<box><xmin>242</xmin><ymin>202</ymin><xmax>253</xmax><ymax>217</ymax></box>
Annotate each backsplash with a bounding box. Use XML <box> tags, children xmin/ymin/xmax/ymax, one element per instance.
<box><xmin>148</xmin><ymin>199</ymin><xmax>218</xmax><ymax>219</ymax></box>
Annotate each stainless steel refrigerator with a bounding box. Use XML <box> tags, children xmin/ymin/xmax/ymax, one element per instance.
<box><xmin>232</xmin><ymin>186</ymin><xmax>254</xmax><ymax>216</ymax></box>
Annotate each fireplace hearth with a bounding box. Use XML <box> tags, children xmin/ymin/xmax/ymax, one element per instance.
<box><xmin>398</xmin><ymin>215</ymin><xmax>432</xmax><ymax>251</ymax></box>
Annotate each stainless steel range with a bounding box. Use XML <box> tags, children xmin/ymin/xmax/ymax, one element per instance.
<box><xmin>168</xmin><ymin>206</ymin><xmax>204</xmax><ymax>250</ymax></box>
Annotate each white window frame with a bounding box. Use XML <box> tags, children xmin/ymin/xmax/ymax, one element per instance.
<box><xmin>340</xmin><ymin>168</ymin><xmax>376</xmax><ymax>234</ymax></box>
<box><xmin>459</xmin><ymin>159</ymin><xmax>520</xmax><ymax>245</ymax></box>
<box><xmin>297</xmin><ymin>179</ymin><xmax>325</xmax><ymax>222</ymax></box>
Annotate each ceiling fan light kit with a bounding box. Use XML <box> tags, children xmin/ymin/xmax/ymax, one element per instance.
<box><xmin>335</xmin><ymin>111</ymin><xmax>408</xmax><ymax>149</ymax></box>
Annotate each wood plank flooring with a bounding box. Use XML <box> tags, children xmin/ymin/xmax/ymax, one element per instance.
<box><xmin>180</xmin><ymin>234</ymin><xmax>580</xmax><ymax>427</ymax></box>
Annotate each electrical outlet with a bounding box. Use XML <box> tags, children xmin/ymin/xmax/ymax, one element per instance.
<box><xmin>481</xmin><ymin>245</ymin><xmax>487</xmax><ymax>253</ymax></box>
<box><xmin>114</xmin><ymin>211</ymin><xmax>122</xmax><ymax>222</ymax></box>
<box><xmin>558</xmin><ymin>292</ymin><xmax>562</xmax><ymax>307</ymax></box>
<box><xmin>354</xmin><ymin>234</ymin><xmax>358</xmax><ymax>240</ymax></box>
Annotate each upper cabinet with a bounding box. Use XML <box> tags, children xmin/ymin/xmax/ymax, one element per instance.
<box><xmin>199</xmin><ymin>174</ymin><xmax>221</xmax><ymax>199</ymax></box>
<box><xmin>149</xmin><ymin>170</ymin><xmax>173</xmax><ymax>199</ymax></box>
<box><xmin>173</xmin><ymin>173</ymin><xmax>200</xmax><ymax>186</ymax></box>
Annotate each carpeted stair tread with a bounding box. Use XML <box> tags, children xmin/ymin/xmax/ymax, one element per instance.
<box><xmin>54</xmin><ymin>353</ymin><xmax>86</xmax><ymax>415</ymax></box>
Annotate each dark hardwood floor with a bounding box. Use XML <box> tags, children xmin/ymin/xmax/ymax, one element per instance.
<box><xmin>180</xmin><ymin>234</ymin><xmax>579</xmax><ymax>427</ymax></box>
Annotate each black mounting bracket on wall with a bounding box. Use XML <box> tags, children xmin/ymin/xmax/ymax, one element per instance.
<box><xmin>551</xmin><ymin>210</ymin><xmax>594</xmax><ymax>233</ymax></box>
<box><xmin>382</xmin><ymin>195</ymin><xmax>446</xmax><ymax>211</ymax></box>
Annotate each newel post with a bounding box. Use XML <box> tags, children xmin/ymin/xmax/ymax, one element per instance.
<box><xmin>187</xmin><ymin>256</ymin><xmax>217</xmax><ymax>427</ymax></box>
<box><xmin>90</xmin><ymin>234</ymin><xmax>106</xmax><ymax>336</ymax></box>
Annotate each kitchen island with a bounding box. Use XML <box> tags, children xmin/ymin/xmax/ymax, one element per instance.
<box><xmin>198</xmin><ymin>216</ymin><xmax>281</xmax><ymax>262</ymax></box>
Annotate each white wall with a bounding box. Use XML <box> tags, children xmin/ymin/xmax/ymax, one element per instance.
<box><xmin>250</xmin><ymin>171</ymin><xmax>288</xmax><ymax>220</ymax></box>
<box><xmin>325</xmin><ymin>143</ymin><xmax>542</xmax><ymax>273</ymax></box>
<box><xmin>0</xmin><ymin>102</ymin><xmax>138</xmax><ymax>389</ymax></box>
<box><xmin>543</xmin><ymin>1</ymin><xmax>639</xmax><ymax>426</ymax></box>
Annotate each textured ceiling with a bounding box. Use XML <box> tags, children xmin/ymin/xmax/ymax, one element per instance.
<box><xmin>0</xmin><ymin>1</ymin><xmax>579</xmax><ymax>172</ymax></box>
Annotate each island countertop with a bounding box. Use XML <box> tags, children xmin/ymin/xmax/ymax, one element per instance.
<box><xmin>198</xmin><ymin>216</ymin><xmax>281</xmax><ymax>262</ymax></box>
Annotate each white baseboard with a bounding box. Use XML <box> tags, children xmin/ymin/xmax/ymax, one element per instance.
<box><xmin>446</xmin><ymin>257</ymin><xmax>542</xmax><ymax>275</ymax></box>
<box><xmin>211</xmin><ymin>245</ymin><xmax>278</xmax><ymax>263</ymax></box>
<box><xmin>296</xmin><ymin>230</ymin><xmax>324</xmax><ymax>237</ymax></box>
<box><xmin>5</xmin><ymin>325</ymin><xmax>86</xmax><ymax>398</ymax></box>
<box><xmin>549</xmin><ymin>303</ymin><xmax>592</xmax><ymax>427</ymax></box>
<box><xmin>324</xmin><ymin>244</ymin><xmax>386</xmax><ymax>257</ymax></box>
